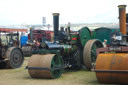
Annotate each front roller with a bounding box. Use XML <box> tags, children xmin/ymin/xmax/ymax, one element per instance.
<box><xmin>95</xmin><ymin>53</ymin><xmax>128</xmax><ymax>84</ymax></box>
<box><xmin>27</xmin><ymin>54</ymin><xmax>63</xmax><ymax>79</ymax></box>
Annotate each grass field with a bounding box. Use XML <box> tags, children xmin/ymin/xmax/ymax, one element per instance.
<box><xmin>0</xmin><ymin>57</ymin><xmax>118</xmax><ymax>85</ymax></box>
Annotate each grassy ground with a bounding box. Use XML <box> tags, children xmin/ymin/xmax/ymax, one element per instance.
<box><xmin>0</xmin><ymin>57</ymin><xmax>118</xmax><ymax>85</ymax></box>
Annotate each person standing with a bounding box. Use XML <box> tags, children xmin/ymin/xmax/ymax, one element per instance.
<box><xmin>103</xmin><ymin>39</ymin><xmax>107</xmax><ymax>47</ymax></box>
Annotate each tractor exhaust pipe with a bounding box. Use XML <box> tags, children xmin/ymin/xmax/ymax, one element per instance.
<box><xmin>118</xmin><ymin>5</ymin><xmax>127</xmax><ymax>35</ymax></box>
<box><xmin>52</xmin><ymin>13</ymin><xmax>59</xmax><ymax>42</ymax></box>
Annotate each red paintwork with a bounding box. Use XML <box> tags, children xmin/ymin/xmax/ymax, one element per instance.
<box><xmin>96</xmin><ymin>46</ymin><xmax>128</xmax><ymax>56</ymax></box>
<box><xmin>28</xmin><ymin>30</ymin><xmax>53</xmax><ymax>41</ymax></box>
<box><xmin>72</xmin><ymin>38</ymin><xmax>77</xmax><ymax>40</ymax></box>
<box><xmin>0</xmin><ymin>28</ymin><xmax>27</xmax><ymax>32</ymax></box>
<box><xmin>45</xmin><ymin>30</ymin><xmax>53</xmax><ymax>33</ymax></box>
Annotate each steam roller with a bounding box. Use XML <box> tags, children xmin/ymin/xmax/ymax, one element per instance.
<box><xmin>93</xmin><ymin>5</ymin><xmax>128</xmax><ymax>84</ymax></box>
<box><xmin>27</xmin><ymin>13</ymin><xmax>103</xmax><ymax>79</ymax></box>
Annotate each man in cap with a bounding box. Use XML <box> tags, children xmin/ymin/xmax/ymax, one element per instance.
<box><xmin>103</xmin><ymin>39</ymin><xmax>107</xmax><ymax>47</ymax></box>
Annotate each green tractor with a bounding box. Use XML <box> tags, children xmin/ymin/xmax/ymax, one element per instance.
<box><xmin>0</xmin><ymin>29</ymin><xmax>24</xmax><ymax>68</ymax></box>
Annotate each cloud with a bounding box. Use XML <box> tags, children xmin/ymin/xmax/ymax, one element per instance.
<box><xmin>0</xmin><ymin>0</ymin><xmax>127</xmax><ymax>25</ymax></box>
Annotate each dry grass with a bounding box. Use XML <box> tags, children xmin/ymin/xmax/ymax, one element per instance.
<box><xmin>0</xmin><ymin>57</ymin><xmax>118</xmax><ymax>85</ymax></box>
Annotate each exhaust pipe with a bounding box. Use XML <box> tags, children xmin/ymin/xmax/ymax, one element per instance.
<box><xmin>52</xmin><ymin>13</ymin><xmax>59</xmax><ymax>42</ymax></box>
<box><xmin>118</xmin><ymin>5</ymin><xmax>127</xmax><ymax>35</ymax></box>
<box><xmin>67</xmin><ymin>22</ymin><xmax>71</xmax><ymax>34</ymax></box>
<box><xmin>30</xmin><ymin>27</ymin><xmax>33</xmax><ymax>42</ymax></box>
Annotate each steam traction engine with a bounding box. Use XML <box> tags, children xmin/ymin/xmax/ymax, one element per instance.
<box><xmin>93</xmin><ymin>5</ymin><xmax>128</xmax><ymax>84</ymax></box>
<box><xmin>0</xmin><ymin>28</ymin><xmax>25</xmax><ymax>68</ymax></box>
<box><xmin>28</xmin><ymin>29</ymin><xmax>53</xmax><ymax>42</ymax></box>
<box><xmin>22</xmin><ymin>28</ymin><xmax>53</xmax><ymax>56</ymax></box>
<box><xmin>26</xmin><ymin>13</ymin><xmax>103</xmax><ymax>79</ymax></box>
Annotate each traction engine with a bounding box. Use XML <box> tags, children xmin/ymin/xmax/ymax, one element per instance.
<box><xmin>26</xmin><ymin>13</ymin><xmax>103</xmax><ymax>79</ymax></box>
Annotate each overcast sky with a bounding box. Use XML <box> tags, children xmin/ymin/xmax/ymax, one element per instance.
<box><xmin>0</xmin><ymin>0</ymin><xmax>128</xmax><ymax>25</ymax></box>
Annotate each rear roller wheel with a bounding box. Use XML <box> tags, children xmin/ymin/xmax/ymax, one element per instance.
<box><xmin>6</xmin><ymin>47</ymin><xmax>24</xmax><ymax>68</ymax></box>
<box><xmin>28</xmin><ymin>54</ymin><xmax>63</xmax><ymax>79</ymax></box>
<box><xmin>83</xmin><ymin>39</ymin><xmax>103</xmax><ymax>70</ymax></box>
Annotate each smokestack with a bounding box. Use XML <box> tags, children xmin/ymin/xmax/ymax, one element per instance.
<box><xmin>118</xmin><ymin>5</ymin><xmax>127</xmax><ymax>35</ymax></box>
<box><xmin>30</xmin><ymin>27</ymin><xmax>33</xmax><ymax>42</ymax></box>
<box><xmin>52</xmin><ymin>13</ymin><xmax>59</xmax><ymax>41</ymax></box>
<box><xmin>67</xmin><ymin>22</ymin><xmax>71</xmax><ymax>34</ymax></box>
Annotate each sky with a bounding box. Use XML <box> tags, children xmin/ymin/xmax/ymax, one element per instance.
<box><xmin>0</xmin><ymin>0</ymin><xmax>128</xmax><ymax>25</ymax></box>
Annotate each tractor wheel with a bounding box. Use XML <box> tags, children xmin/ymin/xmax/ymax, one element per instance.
<box><xmin>83</xmin><ymin>39</ymin><xmax>103</xmax><ymax>70</ymax></box>
<box><xmin>6</xmin><ymin>47</ymin><xmax>24</xmax><ymax>68</ymax></box>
